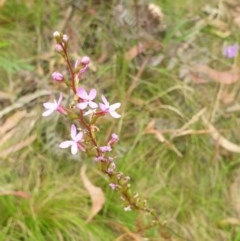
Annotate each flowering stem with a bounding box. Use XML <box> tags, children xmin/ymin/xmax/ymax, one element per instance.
<box><xmin>61</xmin><ymin>43</ymin><xmax>76</xmax><ymax>94</ymax></box>
<box><xmin>50</xmin><ymin>31</ymin><xmax>165</xmax><ymax>236</ymax></box>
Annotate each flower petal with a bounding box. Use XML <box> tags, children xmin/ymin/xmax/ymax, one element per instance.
<box><xmin>110</xmin><ymin>111</ymin><xmax>121</xmax><ymax>118</ymax></box>
<box><xmin>101</xmin><ymin>95</ymin><xmax>109</xmax><ymax>106</ymax></box>
<box><xmin>77</xmin><ymin>102</ymin><xmax>88</xmax><ymax>110</ymax></box>
<box><xmin>57</xmin><ymin>93</ymin><xmax>63</xmax><ymax>105</ymax></box>
<box><xmin>99</xmin><ymin>103</ymin><xmax>108</xmax><ymax>111</ymax></box>
<box><xmin>89</xmin><ymin>101</ymin><xmax>98</xmax><ymax>109</ymax></box>
<box><xmin>74</xmin><ymin>132</ymin><xmax>83</xmax><ymax>142</ymax></box>
<box><xmin>77</xmin><ymin>87</ymin><xmax>88</xmax><ymax>99</ymax></box>
<box><xmin>42</xmin><ymin>109</ymin><xmax>55</xmax><ymax>117</ymax></box>
<box><xmin>71</xmin><ymin>143</ymin><xmax>78</xmax><ymax>155</ymax></box>
<box><xmin>59</xmin><ymin>141</ymin><xmax>73</xmax><ymax>148</ymax></box>
<box><xmin>71</xmin><ymin>124</ymin><xmax>77</xmax><ymax>140</ymax></box>
<box><xmin>43</xmin><ymin>102</ymin><xmax>54</xmax><ymax>109</ymax></box>
<box><xmin>89</xmin><ymin>89</ymin><xmax>97</xmax><ymax>100</ymax></box>
<box><xmin>110</xmin><ymin>103</ymin><xmax>121</xmax><ymax>110</ymax></box>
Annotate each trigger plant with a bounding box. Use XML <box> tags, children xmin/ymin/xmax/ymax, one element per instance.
<box><xmin>42</xmin><ymin>31</ymin><xmax>169</xmax><ymax>236</ymax></box>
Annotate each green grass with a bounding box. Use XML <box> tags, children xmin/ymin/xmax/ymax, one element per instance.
<box><xmin>1</xmin><ymin>0</ymin><xmax>240</xmax><ymax>240</ymax></box>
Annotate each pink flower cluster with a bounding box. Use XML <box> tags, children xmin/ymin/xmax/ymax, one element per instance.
<box><xmin>42</xmin><ymin>32</ymin><xmax>121</xmax><ymax>157</ymax></box>
<box><xmin>41</xmin><ymin>32</ymin><xmax>156</xmax><ymax>215</ymax></box>
<box><xmin>42</xmin><ymin>87</ymin><xmax>121</xmax><ymax>119</ymax></box>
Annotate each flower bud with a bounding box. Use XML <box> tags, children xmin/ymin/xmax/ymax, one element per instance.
<box><xmin>108</xmin><ymin>133</ymin><xmax>119</xmax><ymax>146</ymax></box>
<box><xmin>55</xmin><ymin>44</ymin><xmax>63</xmax><ymax>52</ymax></box>
<box><xmin>81</xmin><ymin>56</ymin><xmax>90</xmax><ymax>66</ymax></box>
<box><xmin>99</xmin><ymin>146</ymin><xmax>112</xmax><ymax>153</ymax></box>
<box><xmin>53</xmin><ymin>31</ymin><xmax>60</xmax><ymax>38</ymax></box>
<box><xmin>52</xmin><ymin>72</ymin><xmax>64</xmax><ymax>82</ymax></box>
<box><xmin>53</xmin><ymin>31</ymin><xmax>62</xmax><ymax>43</ymax></box>
<box><xmin>109</xmin><ymin>183</ymin><xmax>118</xmax><ymax>190</ymax></box>
<box><xmin>62</xmin><ymin>34</ymin><xmax>69</xmax><ymax>43</ymax></box>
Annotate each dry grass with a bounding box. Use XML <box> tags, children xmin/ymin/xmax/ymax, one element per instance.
<box><xmin>0</xmin><ymin>0</ymin><xmax>240</xmax><ymax>240</ymax></box>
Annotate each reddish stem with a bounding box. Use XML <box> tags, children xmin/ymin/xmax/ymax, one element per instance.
<box><xmin>61</xmin><ymin>43</ymin><xmax>76</xmax><ymax>94</ymax></box>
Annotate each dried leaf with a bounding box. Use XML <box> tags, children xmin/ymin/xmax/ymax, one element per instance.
<box><xmin>190</xmin><ymin>65</ymin><xmax>240</xmax><ymax>84</ymax></box>
<box><xmin>202</xmin><ymin>117</ymin><xmax>240</xmax><ymax>153</ymax></box>
<box><xmin>0</xmin><ymin>128</ymin><xmax>15</xmax><ymax>147</ymax></box>
<box><xmin>0</xmin><ymin>191</ymin><xmax>30</xmax><ymax>199</ymax></box>
<box><xmin>125</xmin><ymin>43</ymin><xmax>145</xmax><ymax>61</ymax></box>
<box><xmin>0</xmin><ymin>110</ymin><xmax>26</xmax><ymax>135</ymax></box>
<box><xmin>0</xmin><ymin>0</ymin><xmax>6</xmax><ymax>8</ymax></box>
<box><xmin>145</xmin><ymin>120</ymin><xmax>182</xmax><ymax>157</ymax></box>
<box><xmin>80</xmin><ymin>165</ymin><xmax>105</xmax><ymax>223</ymax></box>
<box><xmin>0</xmin><ymin>90</ymin><xmax>13</xmax><ymax>100</ymax></box>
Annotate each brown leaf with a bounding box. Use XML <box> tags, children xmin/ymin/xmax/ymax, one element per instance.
<box><xmin>0</xmin><ymin>90</ymin><xmax>14</xmax><ymax>100</ymax></box>
<box><xmin>0</xmin><ymin>191</ymin><xmax>30</xmax><ymax>199</ymax></box>
<box><xmin>202</xmin><ymin>117</ymin><xmax>240</xmax><ymax>153</ymax></box>
<box><xmin>0</xmin><ymin>0</ymin><xmax>6</xmax><ymax>8</ymax></box>
<box><xmin>125</xmin><ymin>43</ymin><xmax>145</xmax><ymax>61</ymax></box>
<box><xmin>0</xmin><ymin>110</ymin><xmax>26</xmax><ymax>135</ymax></box>
<box><xmin>190</xmin><ymin>65</ymin><xmax>240</xmax><ymax>84</ymax></box>
<box><xmin>80</xmin><ymin>165</ymin><xmax>105</xmax><ymax>223</ymax></box>
<box><xmin>0</xmin><ymin>128</ymin><xmax>15</xmax><ymax>146</ymax></box>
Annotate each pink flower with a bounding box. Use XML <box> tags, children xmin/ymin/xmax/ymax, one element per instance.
<box><xmin>223</xmin><ymin>44</ymin><xmax>239</xmax><ymax>58</ymax></box>
<box><xmin>99</xmin><ymin>95</ymin><xmax>121</xmax><ymax>118</ymax></box>
<box><xmin>76</xmin><ymin>87</ymin><xmax>98</xmax><ymax>110</ymax></box>
<box><xmin>59</xmin><ymin>124</ymin><xmax>85</xmax><ymax>155</ymax></box>
<box><xmin>75</xmin><ymin>56</ymin><xmax>91</xmax><ymax>74</ymax></box>
<box><xmin>109</xmin><ymin>183</ymin><xmax>118</xmax><ymax>190</ymax></box>
<box><xmin>99</xmin><ymin>146</ymin><xmax>112</xmax><ymax>152</ymax></box>
<box><xmin>94</xmin><ymin>156</ymin><xmax>105</xmax><ymax>162</ymax></box>
<box><xmin>55</xmin><ymin>44</ymin><xmax>63</xmax><ymax>52</ymax></box>
<box><xmin>42</xmin><ymin>93</ymin><xmax>66</xmax><ymax>117</ymax></box>
<box><xmin>108</xmin><ymin>133</ymin><xmax>119</xmax><ymax>146</ymax></box>
<box><xmin>107</xmin><ymin>162</ymin><xmax>116</xmax><ymax>174</ymax></box>
<box><xmin>52</xmin><ymin>72</ymin><xmax>64</xmax><ymax>82</ymax></box>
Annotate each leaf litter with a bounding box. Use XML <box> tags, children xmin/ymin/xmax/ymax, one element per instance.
<box><xmin>80</xmin><ymin>165</ymin><xmax>105</xmax><ymax>223</ymax></box>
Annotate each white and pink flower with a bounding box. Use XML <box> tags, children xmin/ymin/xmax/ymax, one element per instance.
<box><xmin>99</xmin><ymin>95</ymin><xmax>121</xmax><ymax>118</ymax></box>
<box><xmin>59</xmin><ymin>124</ymin><xmax>85</xmax><ymax>155</ymax></box>
<box><xmin>42</xmin><ymin>93</ymin><xmax>66</xmax><ymax>117</ymax></box>
<box><xmin>76</xmin><ymin>87</ymin><xmax>98</xmax><ymax>110</ymax></box>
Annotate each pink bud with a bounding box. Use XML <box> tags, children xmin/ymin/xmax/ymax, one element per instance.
<box><xmin>94</xmin><ymin>156</ymin><xmax>105</xmax><ymax>162</ymax></box>
<box><xmin>109</xmin><ymin>183</ymin><xmax>118</xmax><ymax>190</ymax></box>
<box><xmin>52</xmin><ymin>72</ymin><xmax>64</xmax><ymax>82</ymax></box>
<box><xmin>81</xmin><ymin>56</ymin><xmax>90</xmax><ymax>66</ymax></box>
<box><xmin>55</xmin><ymin>44</ymin><xmax>63</xmax><ymax>52</ymax></box>
<box><xmin>99</xmin><ymin>146</ymin><xmax>112</xmax><ymax>153</ymax></box>
<box><xmin>108</xmin><ymin>133</ymin><xmax>119</xmax><ymax>146</ymax></box>
<box><xmin>62</xmin><ymin>34</ymin><xmax>69</xmax><ymax>43</ymax></box>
